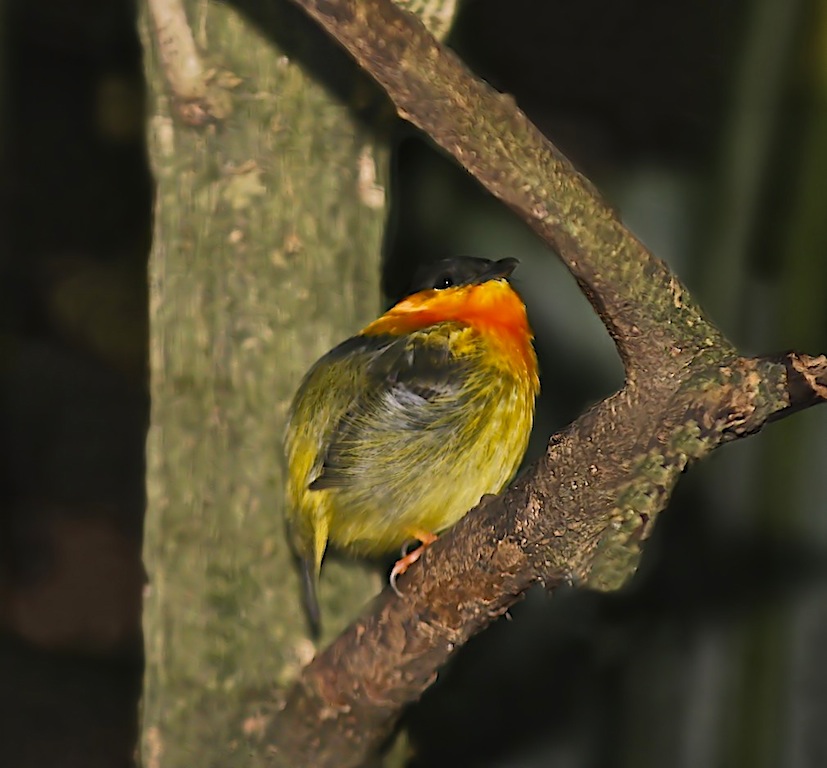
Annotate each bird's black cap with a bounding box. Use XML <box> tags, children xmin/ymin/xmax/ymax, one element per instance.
<box><xmin>410</xmin><ymin>257</ymin><xmax>519</xmax><ymax>294</ymax></box>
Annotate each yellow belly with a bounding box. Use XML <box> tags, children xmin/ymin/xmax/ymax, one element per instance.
<box><xmin>285</xmin><ymin>320</ymin><xmax>538</xmax><ymax>568</ymax></box>
<box><xmin>321</xmin><ymin>374</ymin><xmax>535</xmax><ymax>554</ymax></box>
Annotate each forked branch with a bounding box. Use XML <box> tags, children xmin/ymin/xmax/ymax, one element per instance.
<box><xmin>263</xmin><ymin>1</ymin><xmax>827</xmax><ymax>765</ymax></box>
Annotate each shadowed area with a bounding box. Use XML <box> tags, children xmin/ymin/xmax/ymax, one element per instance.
<box><xmin>0</xmin><ymin>0</ymin><xmax>150</xmax><ymax>764</ymax></box>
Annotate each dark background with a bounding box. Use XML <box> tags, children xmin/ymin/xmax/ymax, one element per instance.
<box><xmin>3</xmin><ymin>0</ymin><xmax>827</xmax><ymax>765</ymax></box>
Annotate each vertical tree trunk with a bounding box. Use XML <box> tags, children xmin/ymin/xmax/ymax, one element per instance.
<box><xmin>141</xmin><ymin>2</ymin><xmax>386</xmax><ymax>763</ymax></box>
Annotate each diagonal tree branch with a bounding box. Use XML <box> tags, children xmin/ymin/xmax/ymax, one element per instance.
<box><xmin>287</xmin><ymin>0</ymin><xmax>731</xmax><ymax>379</ymax></box>
<box><xmin>262</xmin><ymin>0</ymin><xmax>827</xmax><ymax>765</ymax></box>
<box><xmin>267</xmin><ymin>352</ymin><xmax>826</xmax><ymax>767</ymax></box>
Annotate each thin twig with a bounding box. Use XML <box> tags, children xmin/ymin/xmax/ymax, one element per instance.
<box><xmin>147</xmin><ymin>0</ymin><xmax>231</xmax><ymax>124</ymax></box>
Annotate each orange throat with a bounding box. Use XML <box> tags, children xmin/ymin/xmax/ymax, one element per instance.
<box><xmin>363</xmin><ymin>279</ymin><xmax>538</xmax><ymax>383</ymax></box>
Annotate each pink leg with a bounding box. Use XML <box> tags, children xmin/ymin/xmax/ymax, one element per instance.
<box><xmin>390</xmin><ymin>530</ymin><xmax>438</xmax><ymax>596</ymax></box>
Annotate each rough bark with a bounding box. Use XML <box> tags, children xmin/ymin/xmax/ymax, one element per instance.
<box><xmin>141</xmin><ymin>0</ymin><xmax>386</xmax><ymax>764</ymax></box>
<box><xmin>261</xmin><ymin>1</ymin><xmax>827</xmax><ymax>765</ymax></box>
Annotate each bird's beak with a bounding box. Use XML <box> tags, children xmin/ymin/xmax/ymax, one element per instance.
<box><xmin>475</xmin><ymin>257</ymin><xmax>519</xmax><ymax>283</ymax></box>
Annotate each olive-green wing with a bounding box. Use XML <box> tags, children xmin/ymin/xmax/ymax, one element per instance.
<box><xmin>285</xmin><ymin>334</ymin><xmax>393</xmax><ymax>488</ymax></box>
<box><xmin>308</xmin><ymin>326</ymin><xmax>476</xmax><ymax>491</ymax></box>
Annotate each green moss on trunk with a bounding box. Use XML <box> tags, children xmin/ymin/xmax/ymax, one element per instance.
<box><xmin>141</xmin><ymin>3</ymin><xmax>386</xmax><ymax>763</ymax></box>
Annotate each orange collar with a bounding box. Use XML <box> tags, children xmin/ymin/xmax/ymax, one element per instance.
<box><xmin>362</xmin><ymin>279</ymin><xmax>537</xmax><ymax>381</ymax></box>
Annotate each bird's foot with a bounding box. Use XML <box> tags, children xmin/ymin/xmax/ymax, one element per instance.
<box><xmin>390</xmin><ymin>530</ymin><xmax>438</xmax><ymax>596</ymax></box>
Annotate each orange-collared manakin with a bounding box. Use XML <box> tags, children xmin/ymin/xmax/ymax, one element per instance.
<box><xmin>284</xmin><ymin>257</ymin><xmax>539</xmax><ymax>631</ymax></box>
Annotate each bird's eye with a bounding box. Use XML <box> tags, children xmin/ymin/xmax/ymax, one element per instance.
<box><xmin>435</xmin><ymin>274</ymin><xmax>454</xmax><ymax>289</ymax></box>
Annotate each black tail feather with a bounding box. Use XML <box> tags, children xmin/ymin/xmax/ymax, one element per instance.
<box><xmin>301</xmin><ymin>557</ymin><xmax>321</xmax><ymax>637</ymax></box>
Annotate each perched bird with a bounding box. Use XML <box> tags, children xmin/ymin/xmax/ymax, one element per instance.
<box><xmin>284</xmin><ymin>256</ymin><xmax>539</xmax><ymax>630</ymax></box>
